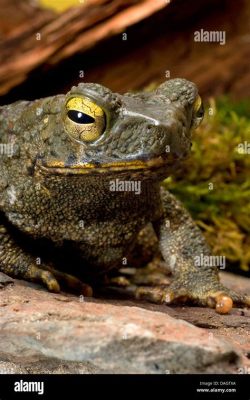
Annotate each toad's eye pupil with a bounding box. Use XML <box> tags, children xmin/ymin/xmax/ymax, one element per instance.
<box><xmin>197</xmin><ymin>104</ymin><xmax>204</xmax><ymax>118</ymax></box>
<box><xmin>67</xmin><ymin>110</ymin><xmax>95</xmax><ymax>124</ymax></box>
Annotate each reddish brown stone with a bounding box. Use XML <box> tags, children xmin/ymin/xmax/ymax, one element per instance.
<box><xmin>0</xmin><ymin>271</ymin><xmax>249</xmax><ymax>374</ymax></box>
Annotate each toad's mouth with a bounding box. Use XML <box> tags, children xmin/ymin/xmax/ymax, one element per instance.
<box><xmin>36</xmin><ymin>155</ymin><xmax>175</xmax><ymax>175</ymax></box>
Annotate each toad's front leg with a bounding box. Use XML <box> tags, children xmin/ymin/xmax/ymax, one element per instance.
<box><xmin>136</xmin><ymin>188</ymin><xmax>250</xmax><ymax>313</ymax></box>
<box><xmin>0</xmin><ymin>224</ymin><xmax>92</xmax><ymax>296</ymax></box>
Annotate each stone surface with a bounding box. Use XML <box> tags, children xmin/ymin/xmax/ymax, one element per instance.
<box><xmin>0</xmin><ymin>272</ymin><xmax>249</xmax><ymax>374</ymax></box>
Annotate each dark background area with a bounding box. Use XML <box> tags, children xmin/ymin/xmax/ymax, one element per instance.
<box><xmin>0</xmin><ymin>0</ymin><xmax>249</xmax><ymax>104</ymax></box>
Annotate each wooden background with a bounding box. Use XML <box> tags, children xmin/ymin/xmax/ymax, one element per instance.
<box><xmin>0</xmin><ymin>0</ymin><xmax>249</xmax><ymax>104</ymax></box>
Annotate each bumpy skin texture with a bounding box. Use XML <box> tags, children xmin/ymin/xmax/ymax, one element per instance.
<box><xmin>0</xmin><ymin>79</ymin><xmax>249</xmax><ymax>312</ymax></box>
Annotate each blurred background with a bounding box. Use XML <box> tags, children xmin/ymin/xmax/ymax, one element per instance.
<box><xmin>0</xmin><ymin>0</ymin><xmax>249</xmax><ymax>275</ymax></box>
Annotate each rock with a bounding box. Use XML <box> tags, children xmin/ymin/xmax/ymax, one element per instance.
<box><xmin>0</xmin><ymin>271</ymin><xmax>14</xmax><ymax>287</ymax></box>
<box><xmin>0</xmin><ymin>272</ymin><xmax>249</xmax><ymax>374</ymax></box>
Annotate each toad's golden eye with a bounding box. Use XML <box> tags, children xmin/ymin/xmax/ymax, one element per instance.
<box><xmin>64</xmin><ymin>96</ymin><xmax>106</xmax><ymax>142</ymax></box>
<box><xmin>192</xmin><ymin>95</ymin><xmax>204</xmax><ymax>128</ymax></box>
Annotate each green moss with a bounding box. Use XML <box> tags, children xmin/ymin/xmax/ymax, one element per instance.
<box><xmin>163</xmin><ymin>98</ymin><xmax>250</xmax><ymax>272</ymax></box>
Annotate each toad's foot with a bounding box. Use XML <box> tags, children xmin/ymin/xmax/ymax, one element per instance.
<box><xmin>11</xmin><ymin>263</ymin><xmax>93</xmax><ymax>297</ymax></box>
<box><xmin>150</xmin><ymin>189</ymin><xmax>250</xmax><ymax>314</ymax></box>
<box><xmin>38</xmin><ymin>265</ymin><xmax>93</xmax><ymax>297</ymax></box>
<box><xmin>135</xmin><ymin>277</ymin><xmax>250</xmax><ymax>314</ymax></box>
<box><xmin>0</xmin><ymin>224</ymin><xmax>93</xmax><ymax>296</ymax></box>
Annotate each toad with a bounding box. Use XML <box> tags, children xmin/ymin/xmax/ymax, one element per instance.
<box><xmin>0</xmin><ymin>79</ymin><xmax>249</xmax><ymax>313</ymax></box>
